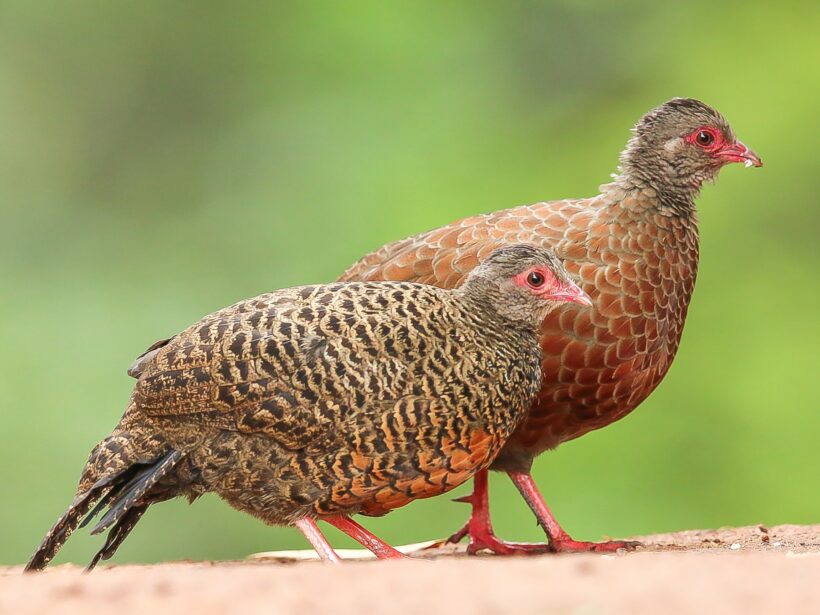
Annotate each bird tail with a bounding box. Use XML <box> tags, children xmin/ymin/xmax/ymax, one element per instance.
<box><xmin>24</xmin><ymin>426</ymin><xmax>183</xmax><ymax>572</ymax></box>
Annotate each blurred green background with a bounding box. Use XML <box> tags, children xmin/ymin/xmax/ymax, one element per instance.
<box><xmin>1</xmin><ymin>1</ymin><xmax>818</xmax><ymax>566</ymax></box>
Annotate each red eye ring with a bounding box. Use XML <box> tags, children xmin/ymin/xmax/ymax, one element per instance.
<box><xmin>526</xmin><ymin>271</ymin><xmax>545</xmax><ymax>288</ymax></box>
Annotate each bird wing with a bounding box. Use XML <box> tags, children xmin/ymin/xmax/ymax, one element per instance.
<box><xmin>131</xmin><ymin>283</ymin><xmax>469</xmax><ymax>452</ymax></box>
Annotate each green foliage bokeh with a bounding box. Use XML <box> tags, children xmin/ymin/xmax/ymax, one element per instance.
<box><xmin>1</xmin><ymin>1</ymin><xmax>818</xmax><ymax>565</ymax></box>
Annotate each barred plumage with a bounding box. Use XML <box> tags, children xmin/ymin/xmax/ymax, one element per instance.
<box><xmin>26</xmin><ymin>244</ymin><xmax>588</xmax><ymax>568</ymax></box>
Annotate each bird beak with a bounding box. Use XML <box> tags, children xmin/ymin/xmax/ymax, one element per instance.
<box><xmin>716</xmin><ymin>139</ymin><xmax>763</xmax><ymax>168</ymax></box>
<box><xmin>549</xmin><ymin>281</ymin><xmax>593</xmax><ymax>307</ymax></box>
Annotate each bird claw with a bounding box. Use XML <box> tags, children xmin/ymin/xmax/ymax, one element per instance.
<box><xmin>466</xmin><ymin>533</ymin><xmax>552</xmax><ymax>556</ymax></box>
<box><xmin>451</xmin><ymin>495</ymin><xmax>473</xmax><ymax>504</ymax></box>
<box><xmin>443</xmin><ymin>521</ymin><xmax>470</xmax><ymax>546</ymax></box>
<box><xmin>548</xmin><ymin>538</ymin><xmax>641</xmax><ymax>553</ymax></box>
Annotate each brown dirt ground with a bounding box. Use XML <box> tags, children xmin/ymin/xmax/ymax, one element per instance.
<box><xmin>3</xmin><ymin>524</ymin><xmax>820</xmax><ymax>615</ymax></box>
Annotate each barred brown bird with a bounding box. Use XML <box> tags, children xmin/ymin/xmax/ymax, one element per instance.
<box><xmin>339</xmin><ymin>98</ymin><xmax>763</xmax><ymax>554</ymax></box>
<box><xmin>25</xmin><ymin>245</ymin><xmax>590</xmax><ymax>570</ymax></box>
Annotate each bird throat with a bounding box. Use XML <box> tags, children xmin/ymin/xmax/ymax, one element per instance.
<box><xmin>610</xmin><ymin>170</ymin><xmax>698</xmax><ymax>219</ymax></box>
<box><xmin>617</xmin><ymin>144</ymin><xmax>703</xmax><ymax>216</ymax></box>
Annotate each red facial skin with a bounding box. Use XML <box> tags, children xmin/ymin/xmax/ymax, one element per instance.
<box><xmin>513</xmin><ymin>267</ymin><xmax>593</xmax><ymax>306</ymax></box>
<box><xmin>685</xmin><ymin>126</ymin><xmax>763</xmax><ymax>167</ymax></box>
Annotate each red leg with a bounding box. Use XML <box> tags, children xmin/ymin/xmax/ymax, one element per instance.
<box><xmin>446</xmin><ymin>469</ymin><xmax>551</xmax><ymax>555</ymax></box>
<box><xmin>324</xmin><ymin>515</ymin><xmax>408</xmax><ymax>560</ymax></box>
<box><xmin>508</xmin><ymin>471</ymin><xmax>640</xmax><ymax>553</ymax></box>
<box><xmin>294</xmin><ymin>517</ymin><xmax>342</xmax><ymax>563</ymax></box>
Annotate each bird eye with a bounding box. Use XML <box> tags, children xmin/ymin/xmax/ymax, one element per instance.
<box><xmin>695</xmin><ymin>130</ymin><xmax>715</xmax><ymax>147</ymax></box>
<box><xmin>526</xmin><ymin>271</ymin><xmax>545</xmax><ymax>288</ymax></box>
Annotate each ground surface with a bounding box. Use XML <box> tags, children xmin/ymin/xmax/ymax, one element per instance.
<box><xmin>3</xmin><ymin>524</ymin><xmax>820</xmax><ymax>614</ymax></box>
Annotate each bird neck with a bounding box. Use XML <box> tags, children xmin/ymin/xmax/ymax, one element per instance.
<box><xmin>456</xmin><ymin>280</ymin><xmax>543</xmax><ymax>334</ymax></box>
<box><xmin>607</xmin><ymin>171</ymin><xmax>697</xmax><ymax>218</ymax></box>
<box><xmin>614</xmin><ymin>145</ymin><xmax>699</xmax><ymax>216</ymax></box>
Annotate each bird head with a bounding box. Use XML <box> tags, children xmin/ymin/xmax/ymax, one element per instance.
<box><xmin>463</xmin><ymin>244</ymin><xmax>591</xmax><ymax>328</ymax></box>
<box><xmin>619</xmin><ymin>98</ymin><xmax>762</xmax><ymax>203</ymax></box>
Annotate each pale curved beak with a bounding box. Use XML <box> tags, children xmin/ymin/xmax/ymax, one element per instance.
<box><xmin>549</xmin><ymin>281</ymin><xmax>593</xmax><ymax>307</ymax></box>
<box><xmin>717</xmin><ymin>139</ymin><xmax>763</xmax><ymax>168</ymax></box>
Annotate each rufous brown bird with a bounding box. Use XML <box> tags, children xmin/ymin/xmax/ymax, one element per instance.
<box><xmin>25</xmin><ymin>245</ymin><xmax>590</xmax><ymax>570</ymax></box>
<box><xmin>339</xmin><ymin>98</ymin><xmax>763</xmax><ymax>554</ymax></box>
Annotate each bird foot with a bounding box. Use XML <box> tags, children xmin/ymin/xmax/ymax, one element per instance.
<box><xmin>444</xmin><ymin>521</ymin><xmax>551</xmax><ymax>556</ymax></box>
<box><xmin>443</xmin><ymin>520</ymin><xmax>469</xmax><ymax>545</ymax></box>
<box><xmin>443</xmin><ymin>522</ymin><xmax>639</xmax><ymax>555</ymax></box>
<box><xmin>548</xmin><ymin>537</ymin><xmax>641</xmax><ymax>553</ymax></box>
<box><xmin>467</xmin><ymin>534</ymin><xmax>553</xmax><ymax>556</ymax></box>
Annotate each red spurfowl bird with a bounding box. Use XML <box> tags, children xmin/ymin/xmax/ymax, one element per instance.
<box><xmin>340</xmin><ymin>98</ymin><xmax>763</xmax><ymax>554</ymax></box>
<box><xmin>26</xmin><ymin>245</ymin><xmax>589</xmax><ymax>570</ymax></box>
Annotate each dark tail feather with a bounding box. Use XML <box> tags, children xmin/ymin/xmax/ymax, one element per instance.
<box><xmin>86</xmin><ymin>505</ymin><xmax>147</xmax><ymax>572</ymax></box>
<box><xmin>25</xmin><ymin>442</ymin><xmax>182</xmax><ymax>572</ymax></box>
<box><xmin>24</xmin><ymin>473</ymin><xmax>125</xmax><ymax>572</ymax></box>
<box><xmin>90</xmin><ymin>450</ymin><xmax>182</xmax><ymax>535</ymax></box>
<box><xmin>78</xmin><ymin>495</ymin><xmax>114</xmax><ymax>531</ymax></box>
<box><xmin>78</xmin><ymin>450</ymin><xmax>179</xmax><ymax>532</ymax></box>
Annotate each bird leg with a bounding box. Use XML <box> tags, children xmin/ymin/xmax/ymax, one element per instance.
<box><xmin>446</xmin><ymin>470</ymin><xmax>639</xmax><ymax>555</ymax></box>
<box><xmin>294</xmin><ymin>517</ymin><xmax>342</xmax><ymax>563</ymax></box>
<box><xmin>507</xmin><ymin>471</ymin><xmax>640</xmax><ymax>553</ymax></box>
<box><xmin>446</xmin><ymin>469</ymin><xmax>551</xmax><ymax>555</ymax></box>
<box><xmin>324</xmin><ymin>515</ymin><xmax>408</xmax><ymax>560</ymax></box>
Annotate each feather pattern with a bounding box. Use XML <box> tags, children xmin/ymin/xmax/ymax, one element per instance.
<box><xmin>339</xmin><ymin>184</ymin><xmax>698</xmax><ymax>470</ymax></box>
<box><xmin>27</xmin><ymin>245</ymin><xmax>574</xmax><ymax>568</ymax></box>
